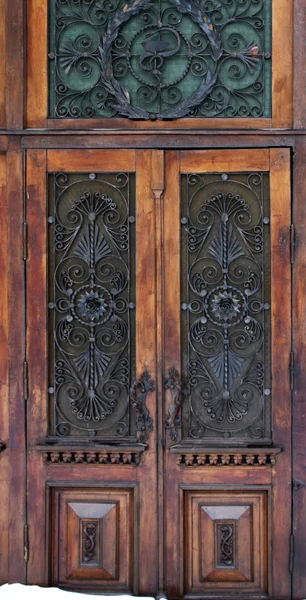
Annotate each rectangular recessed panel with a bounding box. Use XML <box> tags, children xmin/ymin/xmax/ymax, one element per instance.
<box><xmin>47</xmin><ymin>172</ymin><xmax>136</xmax><ymax>439</ymax></box>
<box><xmin>180</xmin><ymin>172</ymin><xmax>271</xmax><ymax>443</ymax></box>
<box><xmin>184</xmin><ymin>489</ymin><xmax>268</xmax><ymax>596</ymax></box>
<box><xmin>48</xmin><ymin>0</ymin><xmax>271</xmax><ymax>119</ymax></box>
<box><xmin>50</xmin><ymin>487</ymin><xmax>135</xmax><ymax>592</ymax></box>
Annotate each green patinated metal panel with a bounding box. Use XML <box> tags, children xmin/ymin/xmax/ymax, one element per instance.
<box><xmin>49</xmin><ymin>0</ymin><xmax>271</xmax><ymax>120</ymax></box>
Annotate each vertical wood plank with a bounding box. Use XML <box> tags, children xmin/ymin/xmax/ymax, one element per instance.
<box><xmin>5</xmin><ymin>0</ymin><xmax>24</xmax><ymax>129</ymax></box>
<box><xmin>26</xmin><ymin>150</ymin><xmax>47</xmax><ymax>446</ymax></box>
<box><xmin>0</xmin><ymin>0</ymin><xmax>6</xmax><ymax>127</ymax></box>
<box><xmin>270</xmin><ymin>148</ymin><xmax>292</xmax><ymax>599</ymax></box>
<box><xmin>151</xmin><ymin>150</ymin><xmax>165</xmax><ymax>596</ymax></box>
<box><xmin>293</xmin><ymin>0</ymin><xmax>306</xmax><ymax>129</ymax></box>
<box><xmin>26</xmin><ymin>150</ymin><xmax>48</xmax><ymax>586</ymax></box>
<box><xmin>0</xmin><ymin>152</ymin><xmax>9</xmax><ymax>583</ymax></box>
<box><xmin>272</xmin><ymin>1</ymin><xmax>293</xmax><ymax>128</ymax></box>
<box><xmin>135</xmin><ymin>150</ymin><xmax>158</xmax><ymax>596</ymax></box>
<box><xmin>163</xmin><ymin>151</ymin><xmax>181</xmax><ymax>599</ymax></box>
<box><xmin>26</xmin><ymin>0</ymin><xmax>47</xmax><ymax>128</ymax></box>
<box><xmin>7</xmin><ymin>137</ymin><xmax>26</xmax><ymax>581</ymax></box>
<box><xmin>292</xmin><ymin>137</ymin><xmax>306</xmax><ymax>600</ymax></box>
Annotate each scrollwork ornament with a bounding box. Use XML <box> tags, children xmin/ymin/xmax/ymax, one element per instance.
<box><xmin>182</xmin><ymin>171</ymin><xmax>271</xmax><ymax>440</ymax></box>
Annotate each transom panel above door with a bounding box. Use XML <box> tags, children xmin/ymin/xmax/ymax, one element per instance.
<box><xmin>26</xmin><ymin>0</ymin><xmax>293</xmax><ymax>129</ymax></box>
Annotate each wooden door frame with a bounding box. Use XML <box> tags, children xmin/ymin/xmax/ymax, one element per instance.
<box><xmin>0</xmin><ymin>0</ymin><xmax>305</xmax><ymax>587</ymax></box>
<box><xmin>163</xmin><ymin>148</ymin><xmax>292</xmax><ymax>600</ymax></box>
<box><xmin>24</xmin><ymin>148</ymin><xmax>159</xmax><ymax>594</ymax></box>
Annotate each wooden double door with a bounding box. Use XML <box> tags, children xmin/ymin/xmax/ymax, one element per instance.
<box><xmin>25</xmin><ymin>147</ymin><xmax>292</xmax><ymax>599</ymax></box>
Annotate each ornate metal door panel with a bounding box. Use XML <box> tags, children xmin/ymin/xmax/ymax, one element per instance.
<box><xmin>163</xmin><ymin>149</ymin><xmax>292</xmax><ymax>600</ymax></box>
<box><xmin>26</xmin><ymin>149</ymin><xmax>158</xmax><ymax>594</ymax></box>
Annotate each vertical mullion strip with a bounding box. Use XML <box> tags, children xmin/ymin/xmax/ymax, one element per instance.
<box><xmin>151</xmin><ymin>150</ymin><xmax>165</xmax><ymax>597</ymax></box>
<box><xmin>272</xmin><ymin>0</ymin><xmax>293</xmax><ymax>127</ymax></box>
<box><xmin>27</xmin><ymin>0</ymin><xmax>47</xmax><ymax>127</ymax></box>
<box><xmin>264</xmin><ymin>0</ymin><xmax>272</xmax><ymax>117</ymax></box>
<box><xmin>164</xmin><ymin>151</ymin><xmax>181</xmax><ymax>599</ymax></box>
<box><xmin>5</xmin><ymin>0</ymin><xmax>24</xmax><ymax>128</ymax></box>
<box><xmin>135</xmin><ymin>150</ymin><xmax>158</xmax><ymax>595</ymax></box>
<box><xmin>270</xmin><ymin>148</ymin><xmax>292</xmax><ymax>599</ymax></box>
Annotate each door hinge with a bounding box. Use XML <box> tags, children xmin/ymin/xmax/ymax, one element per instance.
<box><xmin>293</xmin><ymin>479</ymin><xmax>306</xmax><ymax>493</ymax></box>
<box><xmin>290</xmin><ymin>351</ymin><xmax>295</xmax><ymax>392</ymax></box>
<box><xmin>23</xmin><ymin>222</ymin><xmax>27</xmax><ymax>261</ymax></box>
<box><xmin>290</xmin><ymin>224</ymin><xmax>295</xmax><ymax>264</ymax></box>
<box><xmin>23</xmin><ymin>360</ymin><xmax>28</xmax><ymax>401</ymax></box>
<box><xmin>24</xmin><ymin>525</ymin><xmax>29</xmax><ymax>563</ymax></box>
<box><xmin>289</xmin><ymin>534</ymin><xmax>294</xmax><ymax>574</ymax></box>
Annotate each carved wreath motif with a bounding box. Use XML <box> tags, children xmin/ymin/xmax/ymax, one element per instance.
<box><xmin>98</xmin><ymin>0</ymin><xmax>222</xmax><ymax>119</ymax></box>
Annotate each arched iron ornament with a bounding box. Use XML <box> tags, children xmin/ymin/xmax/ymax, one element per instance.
<box><xmin>50</xmin><ymin>0</ymin><xmax>271</xmax><ymax>119</ymax></box>
<box><xmin>98</xmin><ymin>0</ymin><xmax>221</xmax><ymax>119</ymax></box>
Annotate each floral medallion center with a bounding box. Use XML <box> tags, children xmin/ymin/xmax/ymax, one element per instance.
<box><xmin>212</xmin><ymin>291</ymin><xmax>240</xmax><ymax>321</ymax></box>
<box><xmin>78</xmin><ymin>291</ymin><xmax>108</xmax><ymax>320</ymax></box>
<box><xmin>71</xmin><ymin>284</ymin><xmax>113</xmax><ymax>325</ymax></box>
<box><xmin>205</xmin><ymin>286</ymin><xmax>246</xmax><ymax>327</ymax></box>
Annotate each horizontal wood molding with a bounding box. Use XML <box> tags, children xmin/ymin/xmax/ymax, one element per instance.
<box><xmin>47</xmin><ymin>149</ymin><xmax>136</xmax><ymax>172</ymax></box>
<box><xmin>180</xmin><ymin>149</ymin><xmax>270</xmax><ymax>173</ymax></box>
<box><xmin>170</xmin><ymin>447</ymin><xmax>282</xmax><ymax>467</ymax></box>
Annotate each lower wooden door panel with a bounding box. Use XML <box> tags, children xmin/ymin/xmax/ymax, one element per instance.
<box><xmin>50</xmin><ymin>484</ymin><xmax>137</xmax><ymax>591</ymax></box>
<box><xmin>25</xmin><ymin>148</ymin><xmax>292</xmax><ymax>599</ymax></box>
<box><xmin>183</xmin><ymin>488</ymin><xmax>268</xmax><ymax>595</ymax></box>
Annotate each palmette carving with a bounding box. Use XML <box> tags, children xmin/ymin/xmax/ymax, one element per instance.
<box><xmin>44</xmin><ymin>450</ymin><xmax>141</xmax><ymax>465</ymax></box>
<box><xmin>175</xmin><ymin>450</ymin><xmax>279</xmax><ymax>467</ymax></box>
<box><xmin>181</xmin><ymin>172</ymin><xmax>271</xmax><ymax>442</ymax></box>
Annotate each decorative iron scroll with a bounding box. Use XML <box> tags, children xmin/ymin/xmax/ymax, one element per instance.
<box><xmin>49</xmin><ymin>0</ymin><xmax>271</xmax><ymax>119</ymax></box>
<box><xmin>82</xmin><ymin>521</ymin><xmax>98</xmax><ymax>563</ymax></box>
<box><xmin>181</xmin><ymin>172</ymin><xmax>271</xmax><ymax>442</ymax></box>
<box><xmin>48</xmin><ymin>172</ymin><xmax>136</xmax><ymax>439</ymax></box>
<box><xmin>217</xmin><ymin>524</ymin><xmax>234</xmax><ymax>567</ymax></box>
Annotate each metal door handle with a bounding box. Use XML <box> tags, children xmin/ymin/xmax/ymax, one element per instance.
<box><xmin>164</xmin><ymin>367</ymin><xmax>182</xmax><ymax>442</ymax></box>
<box><xmin>130</xmin><ymin>370</ymin><xmax>155</xmax><ymax>444</ymax></box>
